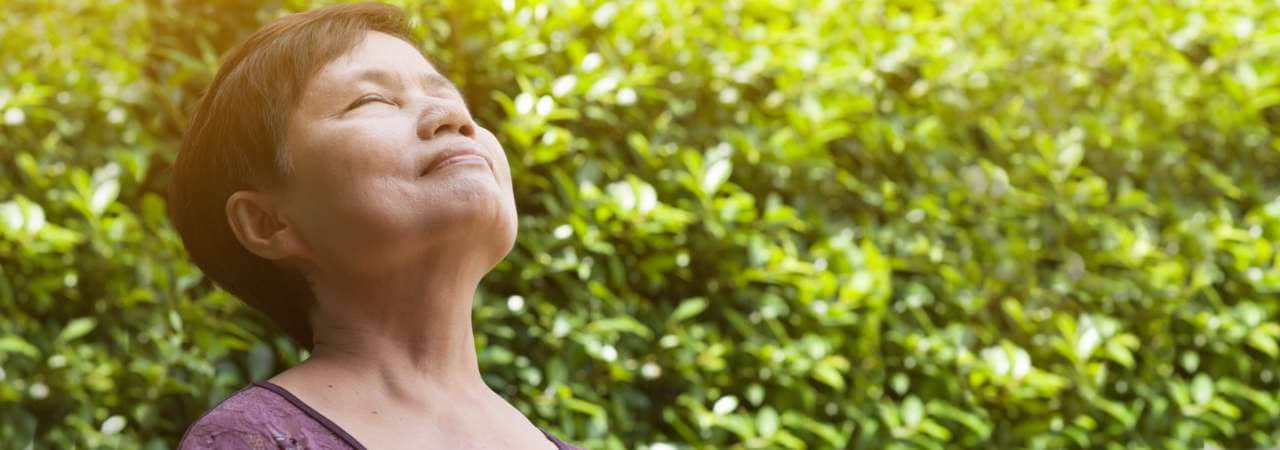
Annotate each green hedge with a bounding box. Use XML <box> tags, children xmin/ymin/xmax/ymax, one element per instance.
<box><xmin>3</xmin><ymin>0</ymin><xmax>1280</xmax><ymax>448</ymax></box>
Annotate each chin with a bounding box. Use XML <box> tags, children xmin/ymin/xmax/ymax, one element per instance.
<box><xmin>416</xmin><ymin>168</ymin><xmax>517</xmax><ymax>264</ymax></box>
<box><xmin>479</xmin><ymin>194</ymin><xmax>518</xmax><ymax>260</ymax></box>
<box><xmin>447</xmin><ymin>184</ymin><xmax>516</xmax><ymax>238</ymax></box>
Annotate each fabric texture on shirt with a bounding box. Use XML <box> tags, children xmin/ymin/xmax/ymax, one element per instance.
<box><xmin>178</xmin><ymin>381</ymin><xmax>583</xmax><ymax>450</ymax></box>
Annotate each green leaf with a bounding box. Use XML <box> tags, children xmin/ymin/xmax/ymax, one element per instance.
<box><xmin>1191</xmin><ymin>374</ymin><xmax>1214</xmax><ymax>406</ymax></box>
<box><xmin>926</xmin><ymin>401</ymin><xmax>992</xmax><ymax>439</ymax></box>
<box><xmin>701</xmin><ymin>158</ymin><xmax>732</xmax><ymax>194</ymax></box>
<box><xmin>562</xmin><ymin>397</ymin><xmax>606</xmax><ymax>417</ymax></box>
<box><xmin>812</xmin><ymin>363</ymin><xmax>846</xmax><ymax>392</ymax></box>
<box><xmin>901</xmin><ymin>396</ymin><xmax>924</xmax><ymax>428</ymax></box>
<box><xmin>0</xmin><ymin>335</ymin><xmax>40</xmax><ymax>358</ymax></box>
<box><xmin>89</xmin><ymin>178</ymin><xmax>118</xmax><ymax>216</ymax></box>
<box><xmin>757</xmin><ymin>406</ymin><xmax>779</xmax><ymax>437</ymax></box>
<box><xmin>669</xmin><ymin>297</ymin><xmax>708</xmax><ymax>323</ymax></box>
<box><xmin>586</xmin><ymin>316</ymin><xmax>653</xmax><ymax>339</ymax></box>
<box><xmin>1093</xmin><ymin>397</ymin><xmax>1138</xmax><ymax>428</ymax></box>
<box><xmin>56</xmin><ymin>317</ymin><xmax>97</xmax><ymax>344</ymax></box>
<box><xmin>1246</xmin><ymin>330</ymin><xmax>1279</xmax><ymax>358</ymax></box>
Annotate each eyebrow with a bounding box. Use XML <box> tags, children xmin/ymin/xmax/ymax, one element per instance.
<box><xmin>346</xmin><ymin>68</ymin><xmax>462</xmax><ymax>97</ymax></box>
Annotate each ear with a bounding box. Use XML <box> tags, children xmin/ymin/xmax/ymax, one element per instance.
<box><xmin>226</xmin><ymin>190</ymin><xmax>308</xmax><ymax>261</ymax></box>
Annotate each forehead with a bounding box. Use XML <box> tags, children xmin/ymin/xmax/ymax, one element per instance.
<box><xmin>308</xmin><ymin>31</ymin><xmax>443</xmax><ymax>90</ymax></box>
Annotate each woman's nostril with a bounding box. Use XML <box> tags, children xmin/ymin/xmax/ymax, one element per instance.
<box><xmin>427</xmin><ymin>123</ymin><xmax>474</xmax><ymax>138</ymax></box>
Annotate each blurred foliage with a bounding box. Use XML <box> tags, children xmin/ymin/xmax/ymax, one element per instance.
<box><xmin>3</xmin><ymin>0</ymin><xmax>1280</xmax><ymax>448</ymax></box>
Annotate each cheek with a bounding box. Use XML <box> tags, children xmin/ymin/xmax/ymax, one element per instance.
<box><xmin>286</xmin><ymin>121</ymin><xmax>517</xmax><ymax>271</ymax></box>
<box><xmin>299</xmin><ymin>147</ymin><xmax>405</xmax><ymax>215</ymax></box>
<box><xmin>287</xmin><ymin>128</ymin><xmax>420</xmax><ymax>248</ymax></box>
<box><xmin>290</xmin><ymin>171</ymin><xmax>430</xmax><ymax>275</ymax></box>
<box><xmin>295</xmin><ymin>119</ymin><xmax>418</xmax><ymax>192</ymax></box>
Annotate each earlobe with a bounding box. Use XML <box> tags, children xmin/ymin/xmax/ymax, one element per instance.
<box><xmin>226</xmin><ymin>191</ymin><xmax>299</xmax><ymax>261</ymax></box>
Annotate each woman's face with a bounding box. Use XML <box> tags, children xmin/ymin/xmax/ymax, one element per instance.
<box><xmin>276</xmin><ymin>31</ymin><xmax>517</xmax><ymax>279</ymax></box>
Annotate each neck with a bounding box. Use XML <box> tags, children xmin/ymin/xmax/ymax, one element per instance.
<box><xmin>300</xmin><ymin>254</ymin><xmax>492</xmax><ymax>408</ymax></box>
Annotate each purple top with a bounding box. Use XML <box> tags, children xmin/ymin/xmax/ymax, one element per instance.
<box><xmin>178</xmin><ymin>381</ymin><xmax>582</xmax><ymax>449</ymax></box>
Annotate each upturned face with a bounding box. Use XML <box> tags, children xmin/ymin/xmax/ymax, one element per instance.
<box><xmin>274</xmin><ymin>31</ymin><xmax>517</xmax><ymax>279</ymax></box>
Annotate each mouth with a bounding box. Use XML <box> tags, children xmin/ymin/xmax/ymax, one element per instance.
<box><xmin>420</xmin><ymin>145</ymin><xmax>492</xmax><ymax>177</ymax></box>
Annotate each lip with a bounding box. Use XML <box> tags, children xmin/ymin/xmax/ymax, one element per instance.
<box><xmin>421</xmin><ymin>146</ymin><xmax>492</xmax><ymax>176</ymax></box>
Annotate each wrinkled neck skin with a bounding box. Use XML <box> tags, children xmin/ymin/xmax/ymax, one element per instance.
<box><xmin>293</xmin><ymin>241</ymin><xmax>497</xmax><ymax>410</ymax></box>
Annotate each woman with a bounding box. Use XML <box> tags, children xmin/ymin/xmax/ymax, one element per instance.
<box><xmin>168</xmin><ymin>3</ymin><xmax>580</xmax><ymax>449</ymax></box>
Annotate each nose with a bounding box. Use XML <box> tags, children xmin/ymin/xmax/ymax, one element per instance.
<box><xmin>416</xmin><ymin>99</ymin><xmax>476</xmax><ymax>140</ymax></box>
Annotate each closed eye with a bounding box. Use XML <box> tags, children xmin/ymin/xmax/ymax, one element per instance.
<box><xmin>346</xmin><ymin>94</ymin><xmax>394</xmax><ymax>111</ymax></box>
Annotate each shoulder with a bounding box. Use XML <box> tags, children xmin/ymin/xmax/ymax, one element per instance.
<box><xmin>542</xmin><ymin>430</ymin><xmax>586</xmax><ymax>450</ymax></box>
<box><xmin>178</xmin><ymin>383</ymin><xmax>350</xmax><ymax>450</ymax></box>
